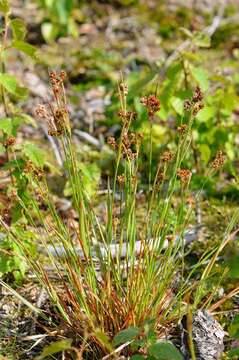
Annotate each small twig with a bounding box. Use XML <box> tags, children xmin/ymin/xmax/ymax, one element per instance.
<box><xmin>164</xmin><ymin>1</ymin><xmax>225</xmax><ymax>70</ymax></box>
<box><xmin>209</xmin><ymin>286</ymin><xmax>239</xmax><ymax>312</ymax></box>
<box><xmin>102</xmin><ymin>340</ymin><xmax>132</xmax><ymax>360</ymax></box>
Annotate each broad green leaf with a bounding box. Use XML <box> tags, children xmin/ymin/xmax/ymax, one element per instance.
<box><xmin>23</xmin><ymin>142</ymin><xmax>45</xmax><ymax>167</ymax></box>
<box><xmin>129</xmin><ymin>70</ymin><xmax>157</xmax><ymax>99</ymax></box>
<box><xmin>41</xmin><ymin>22</ymin><xmax>58</xmax><ymax>42</ymax></box>
<box><xmin>10</xmin><ymin>18</ymin><xmax>26</xmax><ymax>40</ymax></box>
<box><xmin>196</xmin><ymin>106</ymin><xmax>215</xmax><ymax>122</ymax></box>
<box><xmin>130</xmin><ymin>355</ymin><xmax>145</xmax><ymax>360</ymax></box>
<box><xmin>148</xmin><ymin>341</ymin><xmax>183</xmax><ymax>360</ymax></box>
<box><xmin>113</xmin><ymin>327</ymin><xmax>140</xmax><ymax>346</ymax></box>
<box><xmin>0</xmin><ymin>117</ymin><xmax>12</xmax><ymax>134</ymax></box>
<box><xmin>171</xmin><ymin>97</ymin><xmax>184</xmax><ymax>115</ymax></box>
<box><xmin>0</xmin><ymin>116</ymin><xmax>24</xmax><ymax>135</ymax></box>
<box><xmin>36</xmin><ymin>339</ymin><xmax>72</xmax><ymax>359</ymax></box>
<box><xmin>0</xmin><ymin>73</ymin><xmax>28</xmax><ymax>98</ymax></box>
<box><xmin>189</xmin><ymin>65</ymin><xmax>209</xmax><ymax>91</ymax></box>
<box><xmin>94</xmin><ymin>329</ymin><xmax>113</xmax><ymax>352</ymax></box>
<box><xmin>194</xmin><ymin>32</ymin><xmax>211</xmax><ymax>48</ymax></box>
<box><xmin>0</xmin><ymin>0</ymin><xmax>10</xmax><ymax>14</ymax></box>
<box><xmin>12</xmin><ymin>40</ymin><xmax>37</xmax><ymax>59</ymax></box>
<box><xmin>228</xmin><ymin>315</ymin><xmax>239</xmax><ymax>339</ymax></box>
<box><xmin>199</xmin><ymin>144</ymin><xmax>211</xmax><ymax>164</ymax></box>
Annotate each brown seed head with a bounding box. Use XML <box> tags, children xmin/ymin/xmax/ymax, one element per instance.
<box><xmin>166</xmin><ymin>234</ymin><xmax>174</xmax><ymax>242</ymax></box>
<box><xmin>156</xmin><ymin>170</ymin><xmax>165</xmax><ymax>184</ymax></box>
<box><xmin>187</xmin><ymin>196</ymin><xmax>196</xmax><ymax>207</ymax></box>
<box><xmin>192</xmin><ymin>102</ymin><xmax>204</xmax><ymax>116</ymax></box>
<box><xmin>112</xmin><ymin>217</ymin><xmax>120</xmax><ymax>232</ymax></box>
<box><xmin>184</xmin><ymin>99</ymin><xmax>192</xmax><ymax>111</ymax></box>
<box><xmin>118</xmin><ymin>110</ymin><xmax>137</xmax><ymax>123</ymax></box>
<box><xmin>211</xmin><ymin>150</ymin><xmax>225</xmax><ymax>170</ymax></box>
<box><xmin>107</xmin><ymin>136</ymin><xmax>117</xmax><ymax>150</ymax></box>
<box><xmin>4</xmin><ymin>136</ymin><xmax>16</xmax><ymax>147</ymax></box>
<box><xmin>177</xmin><ymin>124</ymin><xmax>187</xmax><ymax>135</ymax></box>
<box><xmin>160</xmin><ymin>150</ymin><xmax>174</xmax><ymax>163</ymax></box>
<box><xmin>177</xmin><ymin>168</ymin><xmax>192</xmax><ymax>184</ymax></box>
<box><xmin>119</xmin><ymin>82</ymin><xmax>128</xmax><ymax>96</ymax></box>
<box><xmin>117</xmin><ymin>174</ymin><xmax>125</xmax><ymax>186</ymax></box>
<box><xmin>35</xmin><ymin>104</ymin><xmax>48</xmax><ymax>119</ymax></box>
<box><xmin>140</xmin><ymin>95</ymin><xmax>160</xmax><ymax>117</ymax></box>
<box><xmin>60</xmin><ymin>70</ymin><xmax>67</xmax><ymax>81</ymax></box>
<box><xmin>192</xmin><ymin>86</ymin><xmax>204</xmax><ymax>103</ymax></box>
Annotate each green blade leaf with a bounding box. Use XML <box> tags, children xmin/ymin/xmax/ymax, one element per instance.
<box><xmin>113</xmin><ymin>327</ymin><xmax>140</xmax><ymax>346</ymax></box>
<box><xmin>12</xmin><ymin>40</ymin><xmax>37</xmax><ymax>59</ymax></box>
<box><xmin>36</xmin><ymin>339</ymin><xmax>72</xmax><ymax>360</ymax></box>
<box><xmin>0</xmin><ymin>144</ymin><xmax>5</xmax><ymax>155</ymax></box>
<box><xmin>0</xmin><ymin>73</ymin><xmax>28</xmax><ymax>98</ymax></box>
<box><xmin>228</xmin><ymin>315</ymin><xmax>239</xmax><ymax>339</ymax></box>
<box><xmin>10</xmin><ymin>18</ymin><xmax>27</xmax><ymax>40</ymax></box>
<box><xmin>148</xmin><ymin>341</ymin><xmax>183</xmax><ymax>360</ymax></box>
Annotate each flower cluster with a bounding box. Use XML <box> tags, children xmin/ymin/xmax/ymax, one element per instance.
<box><xmin>23</xmin><ymin>161</ymin><xmax>45</xmax><ymax>181</ymax></box>
<box><xmin>177</xmin><ymin>124</ymin><xmax>187</xmax><ymax>135</ymax></box>
<box><xmin>140</xmin><ymin>95</ymin><xmax>160</xmax><ymax>117</ymax></box>
<box><xmin>121</xmin><ymin>131</ymin><xmax>143</xmax><ymax>160</ymax></box>
<box><xmin>160</xmin><ymin>150</ymin><xmax>174</xmax><ymax>163</ymax></box>
<box><xmin>118</xmin><ymin>110</ymin><xmax>137</xmax><ymax>125</ymax></box>
<box><xmin>119</xmin><ymin>82</ymin><xmax>128</xmax><ymax>96</ymax></box>
<box><xmin>49</xmin><ymin>70</ymin><xmax>67</xmax><ymax>98</ymax></box>
<box><xmin>211</xmin><ymin>150</ymin><xmax>225</xmax><ymax>170</ymax></box>
<box><xmin>3</xmin><ymin>136</ymin><xmax>16</xmax><ymax>148</ymax></box>
<box><xmin>183</xmin><ymin>86</ymin><xmax>204</xmax><ymax>116</ymax></box>
<box><xmin>36</xmin><ymin>71</ymin><xmax>70</xmax><ymax>137</ymax></box>
<box><xmin>107</xmin><ymin>136</ymin><xmax>117</xmax><ymax>150</ymax></box>
<box><xmin>177</xmin><ymin>168</ymin><xmax>192</xmax><ymax>184</ymax></box>
<box><xmin>117</xmin><ymin>174</ymin><xmax>125</xmax><ymax>186</ymax></box>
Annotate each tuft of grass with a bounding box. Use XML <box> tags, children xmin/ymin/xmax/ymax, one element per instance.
<box><xmin>1</xmin><ymin>72</ymin><xmax>238</xmax><ymax>358</ymax></box>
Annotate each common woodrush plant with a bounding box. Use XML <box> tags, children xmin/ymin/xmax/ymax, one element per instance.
<box><xmin>1</xmin><ymin>70</ymin><xmax>239</xmax><ymax>359</ymax></box>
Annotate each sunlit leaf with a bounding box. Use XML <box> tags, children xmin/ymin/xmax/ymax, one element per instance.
<box><xmin>148</xmin><ymin>341</ymin><xmax>183</xmax><ymax>360</ymax></box>
<box><xmin>41</xmin><ymin>22</ymin><xmax>58</xmax><ymax>42</ymax></box>
<box><xmin>113</xmin><ymin>327</ymin><xmax>140</xmax><ymax>346</ymax></box>
<box><xmin>189</xmin><ymin>65</ymin><xmax>209</xmax><ymax>91</ymax></box>
<box><xmin>0</xmin><ymin>117</ymin><xmax>12</xmax><ymax>134</ymax></box>
<box><xmin>0</xmin><ymin>144</ymin><xmax>5</xmax><ymax>155</ymax></box>
<box><xmin>23</xmin><ymin>142</ymin><xmax>45</xmax><ymax>168</ymax></box>
<box><xmin>10</xmin><ymin>18</ymin><xmax>27</xmax><ymax>40</ymax></box>
<box><xmin>0</xmin><ymin>73</ymin><xmax>28</xmax><ymax>98</ymax></box>
<box><xmin>199</xmin><ymin>144</ymin><xmax>211</xmax><ymax>164</ymax></box>
<box><xmin>194</xmin><ymin>32</ymin><xmax>211</xmax><ymax>48</ymax></box>
<box><xmin>36</xmin><ymin>339</ymin><xmax>72</xmax><ymax>359</ymax></box>
<box><xmin>12</xmin><ymin>40</ymin><xmax>37</xmax><ymax>59</ymax></box>
<box><xmin>196</xmin><ymin>106</ymin><xmax>215</xmax><ymax>122</ymax></box>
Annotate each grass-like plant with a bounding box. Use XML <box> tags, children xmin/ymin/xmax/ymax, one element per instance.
<box><xmin>1</xmin><ymin>71</ymin><xmax>239</xmax><ymax>358</ymax></box>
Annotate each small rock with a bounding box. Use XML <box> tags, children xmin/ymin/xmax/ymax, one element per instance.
<box><xmin>192</xmin><ymin>310</ymin><xmax>225</xmax><ymax>360</ymax></box>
